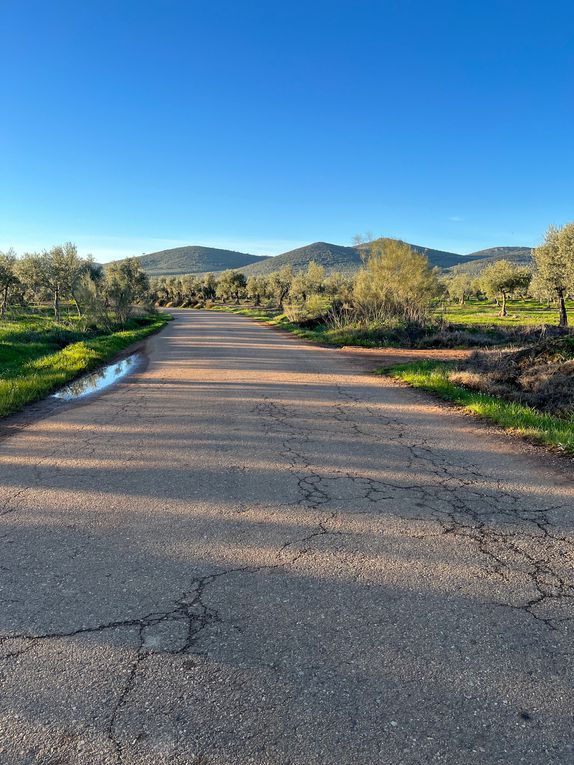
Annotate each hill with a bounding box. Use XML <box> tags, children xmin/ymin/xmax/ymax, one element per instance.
<box><xmin>239</xmin><ymin>239</ymin><xmax>484</xmax><ymax>277</ymax></box>
<box><xmin>122</xmin><ymin>241</ymin><xmax>534</xmax><ymax>278</ymax></box>
<box><xmin>239</xmin><ymin>242</ymin><xmax>363</xmax><ymax>276</ymax></box>
<box><xmin>120</xmin><ymin>246</ymin><xmax>269</xmax><ymax>276</ymax></box>
<box><xmin>448</xmin><ymin>246</ymin><xmax>533</xmax><ymax>275</ymax></box>
<box><xmin>358</xmin><ymin>241</ymin><xmax>480</xmax><ymax>270</ymax></box>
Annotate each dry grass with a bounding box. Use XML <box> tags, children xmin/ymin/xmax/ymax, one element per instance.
<box><xmin>457</xmin><ymin>338</ymin><xmax>574</xmax><ymax>417</ymax></box>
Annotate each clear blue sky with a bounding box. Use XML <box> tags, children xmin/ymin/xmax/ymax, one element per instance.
<box><xmin>2</xmin><ymin>0</ymin><xmax>573</xmax><ymax>261</ymax></box>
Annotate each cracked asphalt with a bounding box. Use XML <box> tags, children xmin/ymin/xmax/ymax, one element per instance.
<box><xmin>0</xmin><ymin>309</ymin><xmax>573</xmax><ymax>765</ymax></box>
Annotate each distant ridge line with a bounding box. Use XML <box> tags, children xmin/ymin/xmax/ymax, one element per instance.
<box><xmin>109</xmin><ymin>240</ymin><xmax>533</xmax><ymax>277</ymax></box>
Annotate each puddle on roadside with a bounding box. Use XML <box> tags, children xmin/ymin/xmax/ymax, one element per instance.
<box><xmin>51</xmin><ymin>353</ymin><xmax>142</xmax><ymax>401</ymax></box>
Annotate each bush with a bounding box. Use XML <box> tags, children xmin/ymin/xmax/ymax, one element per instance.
<box><xmin>283</xmin><ymin>295</ymin><xmax>332</xmax><ymax>325</ymax></box>
<box><xmin>353</xmin><ymin>239</ymin><xmax>440</xmax><ymax>325</ymax></box>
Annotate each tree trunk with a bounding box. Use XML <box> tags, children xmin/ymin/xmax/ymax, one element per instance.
<box><xmin>53</xmin><ymin>288</ymin><xmax>60</xmax><ymax>322</ymax></box>
<box><xmin>499</xmin><ymin>292</ymin><xmax>507</xmax><ymax>317</ymax></box>
<box><xmin>73</xmin><ymin>296</ymin><xmax>82</xmax><ymax>317</ymax></box>
<box><xmin>459</xmin><ymin>295</ymin><xmax>465</xmax><ymax>306</ymax></box>
<box><xmin>558</xmin><ymin>291</ymin><xmax>568</xmax><ymax>327</ymax></box>
<box><xmin>1</xmin><ymin>286</ymin><xmax>7</xmax><ymax>318</ymax></box>
<box><xmin>279</xmin><ymin>286</ymin><xmax>289</xmax><ymax>309</ymax></box>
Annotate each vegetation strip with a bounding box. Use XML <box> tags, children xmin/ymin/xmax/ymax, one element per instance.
<box><xmin>211</xmin><ymin>305</ymin><xmax>328</xmax><ymax>343</ymax></box>
<box><xmin>383</xmin><ymin>360</ymin><xmax>574</xmax><ymax>456</ymax></box>
<box><xmin>0</xmin><ymin>314</ymin><xmax>170</xmax><ymax>417</ymax></box>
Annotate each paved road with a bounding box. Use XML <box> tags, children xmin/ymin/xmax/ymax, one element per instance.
<box><xmin>0</xmin><ymin>310</ymin><xmax>572</xmax><ymax>765</ymax></box>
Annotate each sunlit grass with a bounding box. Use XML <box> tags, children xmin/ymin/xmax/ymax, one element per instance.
<box><xmin>214</xmin><ymin>298</ymin><xmax>574</xmax><ymax>332</ymax></box>
<box><xmin>0</xmin><ymin>313</ymin><xmax>171</xmax><ymax>417</ymax></box>
<box><xmin>210</xmin><ymin>303</ymin><xmax>556</xmax><ymax>349</ymax></box>
<box><xmin>384</xmin><ymin>360</ymin><xmax>574</xmax><ymax>455</ymax></box>
<box><xmin>437</xmin><ymin>298</ymin><xmax>574</xmax><ymax>326</ymax></box>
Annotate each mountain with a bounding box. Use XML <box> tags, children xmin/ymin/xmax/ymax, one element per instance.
<box><xmin>464</xmin><ymin>246</ymin><xmax>533</xmax><ymax>262</ymax></box>
<box><xmin>120</xmin><ymin>246</ymin><xmax>269</xmax><ymax>276</ymax></box>
<box><xmin>239</xmin><ymin>242</ymin><xmax>363</xmax><ymax>276</ymax></box>
<box><xmin>122</xmin><ymin>241</ymin><xmax>534</xmax><ymax>278</ymax></box>
<box><xmin>448</xmin><ymin>246</ymin><xmax>533</xmax><ymax>275</ymax></box>
<box><xmin>358</xmin><ymin>241</ymin><xmax>480</xmax><ymax>270</ymax></box>
<box><xmin>239</xmin><ymin>239</ymin><xmax>485</xmax><ymax>277</ymax></box>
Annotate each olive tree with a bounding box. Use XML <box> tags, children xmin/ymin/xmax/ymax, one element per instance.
<box><xmin>444</xmin><ymin>270</ymin><xmax>475</xmax><ymax>305</ymax></box>
<box><xmin>269</xmin><ymin>266</ymin><xmax>293</xmax><ymax>309</ymax></box>
<box><xmin>0</xmin><ymin>249</ymin><xmax>19</xmax><ymax>318</ymax></box>
<box><xmin>200</xmin><ymin>273</ymin><xmax>217</xmax><ymax>301</ymax></box>
<box><xmin>104</xmin><ymin>257</ymin><xmax>150</xmax><ymax>325</ymax></box>
<box><xmin>215</xmin><ymin>270</ymin><xmax>247</xmax><ymax>303</ymax></box>
<box><xmin>246</xmin><ymin>275</ymin><xmax>270</xmax><ymax>306</ymax></box>
<box><xmin>72</xmin><ymin>262</ymin><xmax>107</xmax><ymax>326</ymax></box>
<box><xmin>479</xmin><ymin>260</ymin><xmax>532</xmax><ymax>317</ymax></box>
<box><xmin>16</xmin><ymin>243</ymin><xmax>87</xmax><ymax>321</ymax></box>
<box><xmin>532</xmin><ymin>223</ymin><xmax>574</xmax><ymax>327</ymax></box>
<box><xmin>289</xmin><ymin>261</ymin><xmax>325</xmax><ymax>303</ymax></box>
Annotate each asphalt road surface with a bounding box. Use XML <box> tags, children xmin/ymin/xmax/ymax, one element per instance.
<box><xmin>0</xmin><ymin>310</ymin><xmax>572</xmax><ymax>765</ymax></box>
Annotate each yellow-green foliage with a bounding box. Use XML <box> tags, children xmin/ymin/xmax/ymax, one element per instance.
<box><xmin>354</xmin><ymin>238</ymin><xmax>439</xmax><ymax>324</ymax></box>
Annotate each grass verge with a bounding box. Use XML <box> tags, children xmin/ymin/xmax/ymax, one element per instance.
<box><xmin>210</xmin><ymin>305</ymin><xmax>418</xmax><ymax>347</ymax></box>
<box><xmin>0</xmin><ymin>313</ymin><xmax>171</xmax><ymax>418</ymax></box>
<box><xmin>209</xmin><ymin>304</ymin><xmax>568</xmax><ymax>349</ymax></box>
<box><xmin>383</xmin><ymin>360</ymin><xmax>574</xmax><ymax>456</ymax></box>
<box><xmin>211</xmin><ymin>305</ymin><xmax>326</xmax><ymax>342</ymax></box>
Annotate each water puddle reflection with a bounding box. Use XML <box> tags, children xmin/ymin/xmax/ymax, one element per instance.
<box><xmin>52</xmin><ymin>353</ymin><xmax>142</xmax><ymax>401</ymax></box>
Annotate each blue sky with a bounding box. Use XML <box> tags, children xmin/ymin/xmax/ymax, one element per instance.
<box><xmin>1</xmin><ymin>0</ymin><xmax>573</xmax><ymax>261</ymax></box>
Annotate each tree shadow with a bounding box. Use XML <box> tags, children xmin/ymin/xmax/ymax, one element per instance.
<box><xmin>0</xmin><ymin>308</ymin><xmax>572</xmax><ymax>763</ymax></box>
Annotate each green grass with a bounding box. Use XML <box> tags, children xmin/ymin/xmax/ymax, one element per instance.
<box><xmin>437</xmin><ymin>298</ymin><xmax>574</xmax><ymax>326</ymax></box>
<box><xmin>0</xmin><ymin>312</ymin><xmax>171</xmax><ymax>417</ymax></box>
<box><xmin>211</xmin><ymin>298</ymin><xmax>574</xmax><ymax>351</ymax></box>
<box><xmin>210</xmin><ymin>303</ymin><xmax>540</xmax><ymax>350</ymax></box>
<box><xmin>384</xmin><ymin>360</ymin><xmax>574</xmax><ymax>455</ymax></box>
<box><xmin>216</xmin><ymin>298</ymin><xmax>574</xmax><ymax>333</ymax></box>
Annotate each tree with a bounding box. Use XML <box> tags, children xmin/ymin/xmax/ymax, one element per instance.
<box><xmin>150</xmin><ymin>276</ymin><xmax>169</xmax><ymax>305</ymax></box>
<box><xmin>323</xmin><ymin>271</ymin><xmax>354</xmax><ymax>301</ymax></box>
<box><xmin>560</xmin><ymin>222</ymin><xmax>574</xmax><ymax>287</ymax></box>
<box><xmin>479</xmin><ymin>260</ymin><xmax>532</xmax><ymax>317</ymax></box>
<box><xmin>215</xmin><ymin>271</ymin><xmax>247</xmax><ymax>303</ymax></box>
<box><xmin>0</xmin><ymin>249</ymin><xmax>19</xmax><ymax>318</ymax></box>
<box><xmin>166</xmin><ymin>276</ymin><xmax>183</xmax><ymax>306</ymax></box>
<box><xmin>73</xmin><ymin>262</ymin><xmax>107</xmax><ymax>326</ymax></box>
<box><xmin>269</xmin><ymin>266</ymin><xmax>293</xmax><ymax>309</ymax></box>
<box><xmin>201</xmin><ymin>273</ymin><xmax>217</xmax><ymax>300</ymax></box>
<box><xmin>532</xmin><ymin>223</ymin><xmax>574</xmax><ymax>327</ymax></box>
<box><xmin>444</xmin><ymin>270</ymin><xmax>474</xmax><ymax>305</ymax></box>
<box><xmin>16</xmin><ymin>253</ymin><xmax>53</xmax><ymax>313</ymax></box>
<box><xmin>180</xmin><ymin>274</ymin><xmax>200</xmax><ymax>305</ymax></box>
<box><xmin>67</xmin><ymin>249</ymin><xmax>93</xmax><ymax>316</ymax></box>
<box><xmin>289</xmin><ymin>261</ymin><xmax>326</xmax><ymax>303</ymax></box>
<box><xmin>104</xmin><ymin>257</ymin><xmax>150</xmax><ymax>325</ymax></box>
<box><xmin>353</xmin><ymin>238</ymin><xmax>439</xmax><ymax>324</ymax></box>
<box><xmin>246</xmin><ymin>275</ymin><xmax>268</xmax><ymax>306</ymax></box>
<box><xmin>16</xmin><ymin>243</ymin><xmax>87</xmax><ymax>321</ymax></box>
